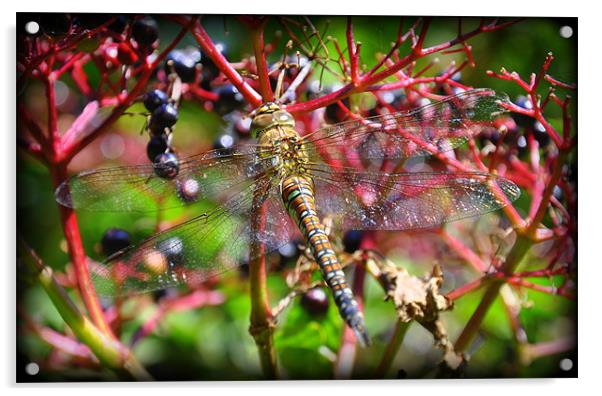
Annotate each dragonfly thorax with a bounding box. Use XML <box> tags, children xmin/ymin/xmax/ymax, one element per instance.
<box><xmin>261</xmin><ymin>130</ymin><xmax>310</xmax><ymax>179</ymax></box>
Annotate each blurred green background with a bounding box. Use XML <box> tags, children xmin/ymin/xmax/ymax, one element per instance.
<box><xmin>17</xmin><ymin>15</ymin><xmax>576</xmax><ymax>381</ymax></box>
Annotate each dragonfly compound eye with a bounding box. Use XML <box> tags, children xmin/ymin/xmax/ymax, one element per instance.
<box><xmin>250</xmin><ymin>113</ymin><xmax>275</xmax><ymax>138</ymax></box>
<box><xmin>250</xmin><ymin>106</ymin><xmax>295</xmax><ymax>138</ymax></box>
<box><xmin>273</xmin><ymin>110</ymin><xmax>295</xmax><ymax>127</ymax></box>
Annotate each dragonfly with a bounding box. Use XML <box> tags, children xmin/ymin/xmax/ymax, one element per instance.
<box><xmin>55</xmin><ymin>88</ymin><xmax>520</xmax><ymax>346</ymax></box>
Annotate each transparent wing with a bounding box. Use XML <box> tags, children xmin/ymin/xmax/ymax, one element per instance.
<box><xmin>55</xmin><ymin>146</ymin><xmax>276</xmax><ymax>212</ymax></box>
<box><xmin>308</xmin><ymin>164</ymin><xmax>520</xmax><ymax>230</ymax></box>
<box><xmin>91</xmin><ymin>174</ymin><xmax>300</xmax><ymax>296</ymax></box>
<box><xmin>300</xmin><ymin>89</ymin><xmax>508</xmax><ymax>163</ymax></box>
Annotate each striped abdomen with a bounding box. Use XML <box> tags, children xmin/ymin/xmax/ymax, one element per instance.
<box><xmin>281</xmin><ymin>175</ymin><xmax>370</xmax><ymax>346</ymax></box>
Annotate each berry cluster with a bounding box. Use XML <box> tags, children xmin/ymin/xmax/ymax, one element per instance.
<box><xmin>142</xmin><ymin>89</ymin><xmax>180</xmax><ymax>179</ymax></box>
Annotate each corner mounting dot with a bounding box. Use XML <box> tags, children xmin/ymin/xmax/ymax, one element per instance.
<box><xmin>25</xmin><ymin>21</ymin><xmax>40</xmax><ymax>35</ymax></box>
<box><xmin>559</xmin><ymin>358</ymin><xmax>573</xmax><ymax>371</ymax></box>
<box><xmin>25</xmin><ymin>362</ymin><xmax>40</xmax><ymax>375</ymax></box>
<box><xmin>559</xmin><ymin>26</ymin><xmax>573</xmax><ymax>39</ymax></box>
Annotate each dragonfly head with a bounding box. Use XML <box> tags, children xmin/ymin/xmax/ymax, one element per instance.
<box><xmin>250</xmin><ymin>102</ymin><xmax>295</xmax><ymax>138</ymax></box>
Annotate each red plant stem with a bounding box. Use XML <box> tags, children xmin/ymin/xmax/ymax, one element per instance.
<box><xmin>499</xmin><ymin>288</ymin><xmax>528</xmax><ymax>347</ymax></box>
<box><xmin>18</xmin><ymin>103</ymin><xmax>50</xmax><ymax>161</ymax></box>
<box><xmin>454</xmin><ymin>223</ymin><xmax>554</xmax><ymax>352</ymax></box>
<box><xmin>250</xmin><ymin>22</ymin><xmax>274</xmax><ymax>102</ymax></box>
<box><xmin>533</xmin><ymin>109</ymin><xmax>562</xmax><ymax>149</ymax></box>
<box><xmin>36</xmin><ymin>324</ymin><xmax>96</xmax><ymax>361</ymax></box>
<box><xmin>531</xmin><ymin>52</ymin><xmax>554</xmax><ymax>92</ymax></box>
<box><xmin>373</xmin><ymin>320</ymin><xmax>410</xmax><ymax>378</ymax></box>
<box><xmin>189</xmin><ymin>85</ymin><xmax>220</xmax><ymax>101</ymax></box>
<box><xmin>248</xmin><ymin>190</ymin><xmax>278</xmax><ymax>379</ymax></box>
<box><xmin>17</xmin><ymin>31</ymin><xmax>90</xmax><ymax>90</ymax></box>
<box><xmin>286</xmin><ymin>19</ymin><xmax>520</xmax><ymax>114</ymax></box>
<box><xmin>59</xmin><ymin>24</ymin><xmax>192</xmax><ymax>162</ymax></box>
<box><xmin>544</xmin><ymin>74</ymin><xmax>577</xmax><ymax>90</ymax></box>
<box><xmin>59</xmin><ymin>80</ymin><xmax>147</xmax><ymax>163</ymax></box>
<box><xmin>526</xmin><ymin>336</ymin><xmax>576</xmax><ymax>361</ymax></box>
<box><xmin>53</xmin><ymin>52</ymin><xmax>87</xmax><ymax>79</ymax></box>
<box><xmin>332</xmin><ymin>38</ymin><xmax>350</xmax><ymax>78</ymax></box>
<box><xmin>72</xmin><ymin>60</ymin><xmax>93</xmax><ymax>97</ymax></box>
<box><xmin>367</xmin><ymin>19</ymin><xmax>407</xmax><ymax>77</ymax></box>
<box><xmin>414</xmin><ymin>59</ymin><xmax>438</xmax><ymax>78</ymax></box>
<box><xmin>20</xmin><ymin>307</ymin><xmax>96</xmax><ymax>361</ymax></box>
<box><xmin>507</xmin><ymin>277</ymin><xmax>574</xmax><ymax>300</ymax></box>
<box><xmin>439</xmin><ymin>230</ymin><xmax>487</xmax><ymax>272</ymax></box>
<box><xmin>510</xmin><ymin>156</ymin><xmax>537</xmax><ymax>183</ymax></box>
<box><xmin>51</xmin><ymin>165</ymin><xmax>114</xmax><ymax>338</ymax></box>
<box><xmin>447</xmin><ymin>277</ymin><xmax>487</xmax><ymax>301</ymax></box>
<box><xmin>468</xmin><ymin>139</ymin><xmax>488</xmax><ymax>172</ymax></box>
<box><xmin>527</xmin><ymin>151</ymin><xmax>568</xmax><ymax>237</ymax></box>
<box><xmin>45</xmin><ymin>75</ymin><xmax>61</xmax><ymax>159</ymax></box>
<box><xmin>346</xmin><ymin>17</ymin><xmax>360</xmax><ymax>84</ymax></box>
<box><xmin>130</xmin><ymin>290</ymin><xmax>224</xmax><ymax>346</ymax></box>
<box><xmin>189</xmin><ymin>19</ymin><xmax>262</xmax><ymax>107</ymax></box>
<box><xmin>40</xmin><ymin>52</ymin><xmax>115</xmax><ymax>338</ymax></box>
<box><xmin>448</xmin><ymin>265</ymin><xmax>574</xmax><ymax>302</ymax></box>
<box><xmin>454</xmin><ymin>275</ymin><xmax>510</xmax><ymax>352</ymax></box>
<box><xmin>17</xmin><ymin>137</ymin><xmax>44</xmax><ymax>162</ymax></box>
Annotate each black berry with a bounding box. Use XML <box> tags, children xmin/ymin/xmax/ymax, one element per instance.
<box><xmin>101</xmin><ymin>228</ymin><xmax>131</xmax><ymax>257</ymax></box>
<box><xmin>532</xmin><ymin>121</ymin><xmax>551</xmax><ymax>147</ymax></box>
<box><xmin>132</xmin><ymin>16</ymin><xmax>158</xmax><ymax>48</ymax></box>
<box><xmin>478</xmin><ymin>128</ymin><xmax>502</xmax><ymax>146</ymax></box>
<box><xmin>516</xmin><ymin>134</ymin><xmax>528</xmax><ymax>157</ymax></box>
<box><xmin>146</xmin><ymin>134</ymin><xmax>168</xmax><ymax>162</ymax></box>
<box><xmin>214</xmin><ymin>84</ymin><xmax>244</xmax><ymax>115</ymax></box>
<box><xmin>390</xmin><ymin>90</ymin><xmax>407</xmax><ymax>111</ymax></box>
<box><xmin>553</xmin><ymin>185</ymin><xmax>564</xmax><ymax>201</ymax></box>
<box><xmin>212</xmin><ymin>133</ymin><xmax>236</xmax><ymax>152</ymax></box>
<box><xmin>324</xmin><ymin>99</ymin><xmax>350</xmax><ymax>124</ymax></box>
<box><xmin>143</xmin><ymin>89</ymin><xmax>168</xmax><ymax>112</ymax></box>
<box><xmin>343</xmin><ymin>230</ymin><xmax>364</xmax><ymax>253</ymax></box>
<box><xmin>200</xmin><ymin>42</ymin><xmax>227</xmax><ymax>79</ymax></box>
<box><xmin>301</xmin><ymin>287</ymin><xmax>330</xmax><ymax>317</ymax></box>
<box><xmin>276</xmin><ymin>241</ymin><xmax>299</xmax><ymax>270</ymax></box>
<box><xmin>107</xmin><ymin>15</ymin><xmax>128</xmax><ymax>34</ymax></box>
<box><xmin>513</xmin><ymin>95</ymin><xmax>533</xmax><ymax>128</ymax></box>
<box><xmin>149</xmin><ymin>103</ymin><xmax>178</xmax><ymax>135</ymax></box>
<box><xmin>153</xmin><ymin>152</ymin><xmax>180</xmax><ymax>179</ymax></box>
<box><xmin>165</xmin><ymin>47</ymin><xmax>201</xmax><ymax>83</ymax></box>
<box><xmin>278</xmin><ymin>242</ymin><xmax>298</xmax><ymax>260</ymax></box>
